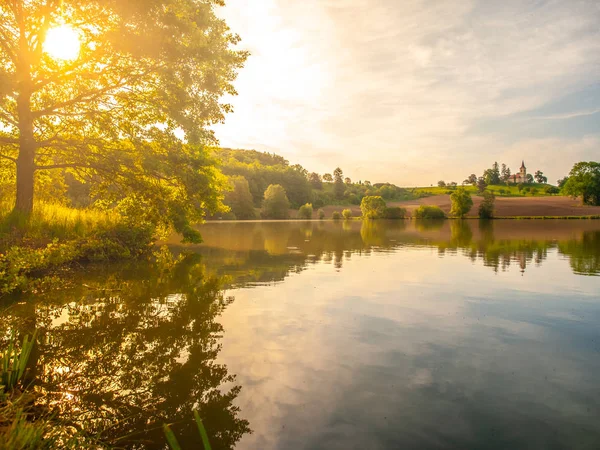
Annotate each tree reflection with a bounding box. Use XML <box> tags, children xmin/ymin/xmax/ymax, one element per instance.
<box><xmin>187</xmin><ymin>221</ymin><xmax>600</xmax><ymax>279</ymax></box>
<box><xmin>2</xmin><ymin>253</ymin><xmax>251</xmax><ymax>449</ymax></box>
<box><xmin>559</xmin><ymin>231</ymin><xmax>600</xmax><ymax>276</ymax></box>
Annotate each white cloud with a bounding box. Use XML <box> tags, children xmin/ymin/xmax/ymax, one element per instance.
<box><xmin>215</xmin><ymin>0</ymin><xmax>600</xmax><ymax>185</ymax></box>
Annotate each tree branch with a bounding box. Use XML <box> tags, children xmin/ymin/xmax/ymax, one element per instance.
<box><xmin>0</xmin><ymin>153</ymin><xmax>17</xmax><ymax>163</ymax></box>
<box><xmin>35</xmin><ymin>163</ymin><xmax>92</xmax><ymax>170</ymax></box>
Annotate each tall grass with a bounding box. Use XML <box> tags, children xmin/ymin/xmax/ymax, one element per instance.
<box><xmin>0</xmin><ymin>200</ymin><xmax>120</xmax><ymax>248</ymax></box>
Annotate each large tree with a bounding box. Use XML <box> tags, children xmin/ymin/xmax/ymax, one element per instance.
<box><xmin>0</xmin><ymin>0</ymin><xmax>247</xmax><ymax>236</ymax></box>
<box><xmin>562</xmin><ymin>161</ymin><xmax>600</xmax><ymax>206</ymax></box>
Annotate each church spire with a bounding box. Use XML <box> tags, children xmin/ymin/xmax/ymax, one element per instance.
<box><xmin>521</xmin><ymin>160</ymin><xmax>526</xmax><ymax>170</ymax></box>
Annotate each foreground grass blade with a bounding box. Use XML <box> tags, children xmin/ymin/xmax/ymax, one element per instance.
<box><xmin>163</xmin><ymin>424</ymin><xmax>182</xmax><ymax>450</ymax></box>
<box><xmin>193</xmin><ymin>410</ymin><xmax>212</xmax><ymax>450</ymax></box>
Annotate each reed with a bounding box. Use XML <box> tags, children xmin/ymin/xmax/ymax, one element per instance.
<box><xmin>1</xmin><ymin>331</ymin><xmax>37</xmax><ymax>392</ymax></box>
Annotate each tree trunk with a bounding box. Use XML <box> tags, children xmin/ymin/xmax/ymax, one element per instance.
<box><xmin>14</xmin><ymin>94</ymin><xmax>35</xmax><ymax>215</ymax></box>
<box><xmin>14</xmin><ymin>12</ymin><xmax>35</xmax><ymax>216</ymax></box>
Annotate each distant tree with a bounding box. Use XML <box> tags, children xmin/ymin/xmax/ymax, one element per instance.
<box><xmin>308</xmin><ymin>172</ymin><xmax>323</xmax><ymax>189</ymax></box>
<box><xmin>317</xmin><ymin>209</ymin><xmax>325</xmax><ymax>220</ymax></box>
<box><xmin>449</xmin><ymin>181</ymin><xmax>458</xmax><ymax>188</ymax></box>
<box><xmin>291</xmin><ymin>164</ymin><xmax>308</xmax><ymax>178</ymax></box>
<box><xmin>360</xmin><ymin>196</ymin><xmax>387</xmax><ymax>219</ymax></box>
<box><xmin>517</xmin><ymin>183</ymin><xmax>525</xmax><ymax>192</ymax></box>
<box><xmin>345</xmin><ymin>177</ymin><xmax>352</xmax><ymax>185</ymax></box>
<box><xmin>323</xmin><ymin>173</ymin><xmax>333</xmax><ymax>182</ymax></box>
<box><xmin>450</xmin><ymin>187</ymin><xmax>473</xmax><ymax>218</ymax></box>
<box><xmin>438</xmin><ymin>180</ymin><xmax>446</xmax><ymax>187</ymax></box>
<box><xmin>466</xmin><ymin>174</ymin><xmax>478</xmax><ymax>185</ymax></box>
<box><xmin>261</xmin><ymin>184</ymin><xmax>290</xmax><ymax>219</ymax></box>
<box><xmin>332</xmin><ymin>211</ymin><xmax>341</xmax><ymax>220</ymax></box>
<box><xmin>364</xmin><ymin>180</ymin><xmax>372</xmax><ymax>187</ymax></box>
<box><xmin>557</xmin><ymin>177</ymin><xmax>569</xmax><ymax>188</ymax></box>
<box><xmin>477</xmin><ymin>177</ymin><xmax>488</xmax><ymax>193</ymax></box>
<box><xmin>297</xmin><ymin>203</ymin><xmax>313</xmax><ymax>219</ymax></box>
<box><xmin>224</xmin><ymin>176</ymin><xmax>256</xmax><ymax>220</ymax></box>
<box><xmin>534</xmin><ymin>170</ymin><xmax>548</xmax><ymax>184</ymax></box>
<box><xmin>526</xmin><ymin>174</ymin><xmax>534</xmax><ymax>184</ymax></box>
<box><xmin>562</xmin><ymin>162</ymin><xmax>600</xmax><ymax>205</ymax></box>
<box><xmin>478</xmin><ymin>191</ymin><xmax>495</xmax><ymax>219</ymax></box>
<box><xmin>333</xmin><ymin>167</ymin><xmax>345</xmax><ymax>199</ymax></box>
<box><xmin>379</xmin><ymin>185</ymin><xmax>394</xmax><ymax>199</ymax></box>
<box><xmin>501</xmin><ymin>164</ymin><xmax>512</xmax><ymax>183</ymax></box>
<box><xmin>342</xmin><ymin>209</ymin><xmax>353</xmax><ymax>220</ymax></box>
<box><xmin>491</xmin><ymin>162</ymin><xmax>501</xmax><ymax>184</ymax></box>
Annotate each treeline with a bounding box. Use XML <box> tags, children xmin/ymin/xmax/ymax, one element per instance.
<box><xmin>215</xmin><ymin>148</ymin><xmax>413</xmax><ymax>220</ymax></box>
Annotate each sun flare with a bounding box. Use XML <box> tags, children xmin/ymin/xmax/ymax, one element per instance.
<box><xmin>43</xmin><ymin>25</ymin><xmax>81</xmax><ymax>61</ymax></box>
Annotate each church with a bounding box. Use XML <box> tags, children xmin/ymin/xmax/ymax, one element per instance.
<box><xmin>508</xmin><ymin>161</ymin><xmax>527</xmax><ymax>184</ymax></box>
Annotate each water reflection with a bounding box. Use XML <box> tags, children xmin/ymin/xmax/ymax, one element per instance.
<box><xmin>2</xmin><ymin>219</ymin><xmax>600</xmax><ymax>449</ymax></box>
<box><xmin>168</xmin><ymin>220</ymin><xmax>600</xmax><ymax>279</ymax></box>
<box><xmin>1</xmin><ymin>253</ymin><xmax>250</xmax><ymax>449</ymax></box>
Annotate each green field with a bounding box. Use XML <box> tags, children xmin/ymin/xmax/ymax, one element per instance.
<box><xmin>412</xmin><ymin>184</ymin><xmax>558</xmax><ymax>198</ymax></box>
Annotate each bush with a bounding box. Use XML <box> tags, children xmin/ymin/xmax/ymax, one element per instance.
<box><xmin>545</xmin><ymin>186</ymin><xmax>560</xmax><ymax>194</ymax></box>
<box><xmin>384</xmin><ymin>207</ymin><xmax>407</xmax><ymax>219</ymax></box>
<box><xmin>360</xmin><ymin>196</ymin><xmax>387</xmax><ymax>219</ymax></box>
<box><xmin>414</xmin><ymin>205</ymin><xmax>446</xmax><ymax>219</ymax></box>
<box><xmin>478</xmin><ymin>191</ymin><xmax>495</xmax><ymax>219</ymax></box>
<box><xmin>317</xmin><ymin>209</ymin><xmax>325</xmax><ymax>220</ymax></box>
<box><xmin>342</xmin><ymin>209</ymin><xmax>352</xmax><ymax>220</ymax></box>
<box><xmin>297</xmin><ymin>203</ymin><xmax>313</xmax><ymax>219</ymax></box>
<box><xmin>332</xmin><ymin>211</ymin><xmax>341</xmax><ymax>220</ymax></box>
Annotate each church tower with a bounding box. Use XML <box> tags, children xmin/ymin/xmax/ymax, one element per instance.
<box><xmin>520</xmin><ymin>160</ymin><xmax>527</xmax><ymax>182</ymax></box>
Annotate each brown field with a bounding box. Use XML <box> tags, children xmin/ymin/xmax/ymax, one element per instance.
<box><xmin>317</xmin><ymin>195</ymin><xmax>600</xmax><ymax>218</ymax></box>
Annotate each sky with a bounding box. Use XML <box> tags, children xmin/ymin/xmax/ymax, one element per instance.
<box><xmin>214</xmin><ymin>0</ymin><xmax>600</xmax><ymax>186</ymax></box>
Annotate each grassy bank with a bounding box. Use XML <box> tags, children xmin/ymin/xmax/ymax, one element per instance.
<box><xmin>0</xmin><ymin>201</ymin><xmax>155</xmax><ymax>297</ymax></box>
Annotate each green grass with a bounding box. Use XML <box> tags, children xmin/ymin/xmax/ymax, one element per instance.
<box><xmin>0</xmin><ymin>200</ymin><xmax>120</xmax><ymax>247</ymax></box>
<box><xmin>412</xmin><ymin>184</ymin><xmax>558</xmax><ymax>197</ymax></box>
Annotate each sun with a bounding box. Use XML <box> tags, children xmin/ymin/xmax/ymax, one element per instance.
<box><xmin>43</xmin><ymin>25</ymin><xmax>81</xmax><ymax>61</ymax></box>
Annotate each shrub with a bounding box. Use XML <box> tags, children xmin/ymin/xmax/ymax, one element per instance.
<box><xmin>545</xmin><ymin>186</ymin><xmax>560</xmax><ymax>194</ymax></box>
<box><xmin>479</xmin><ymin>191</ymin><xmax>495</xmax><ymax>219</ymax></box>
<box><xmin>384</xmin><ymin>207</ymin><xmax>407</xmax><ymax>219</ymax></box>
<box><xmin>261</xmin><ymin>184</ymin><xmax>290</xmax><ymax>219</ymax></box>
<box><xmin>317</xmin><ymin>209</ymin><xmax>325</xmax><ymax>220</ymax></box>
<box><xmin>332</xmin><ymin>211</ymin><xmax>341</xmax><ymax>220</ymax></box>
<box><xmin>297</xmin><ymin>203</ymin><xmax>313</xmax><ymax>219</ymax></box>
<box><xmin>450</xmin><ymin>187</ymin><xmax>473</xmax><ymax>218</ymax></box>
<box><xmin>414</xmin><ymin>205</ymin><xmax>446</xmax><ymax>219</ymax></box>
<box><xmin>360</xmin><ymin>196</ymin><xmax>386</xmax><ymax>219</ymax></box>
<box><xmin>342</xmin><ymin>209</ymin><xmax>352</xmax><ymax>220</ymax></box>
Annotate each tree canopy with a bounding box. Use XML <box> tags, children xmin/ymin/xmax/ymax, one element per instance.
<box><xmin>360</xmin><ymin>195</ymin><xmax>386</xmax><ymax>219</ymax></box>
<box><xmin>0</xmin><ymin>0</ymin><xmax>247</xmax><ymax>240</ymax></box>
<box><xmin>261</xmin><ymin>184</ymin><xmax>290</xmax><ymax>219</ymax></box>
<box><xmin>450</xmin><ymin>187</ymin><xmax>473</xmax><ymax>218</ymax></box>
<box><xmin>562</xmin><ymin>161</ymin><xmax>600</xmax><ymax>206</ymax></box>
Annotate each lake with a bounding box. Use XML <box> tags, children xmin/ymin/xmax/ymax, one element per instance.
<box><xmin>2</xmin><ymin>219</ymin><xmax>600</xmax><ymax>449</ymax></box>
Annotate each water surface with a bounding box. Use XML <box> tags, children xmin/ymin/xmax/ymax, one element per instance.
<box><xmin>3</xmin><ymin>220</ymin><xmax>600</xmax><ymax>449</ymax></box>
